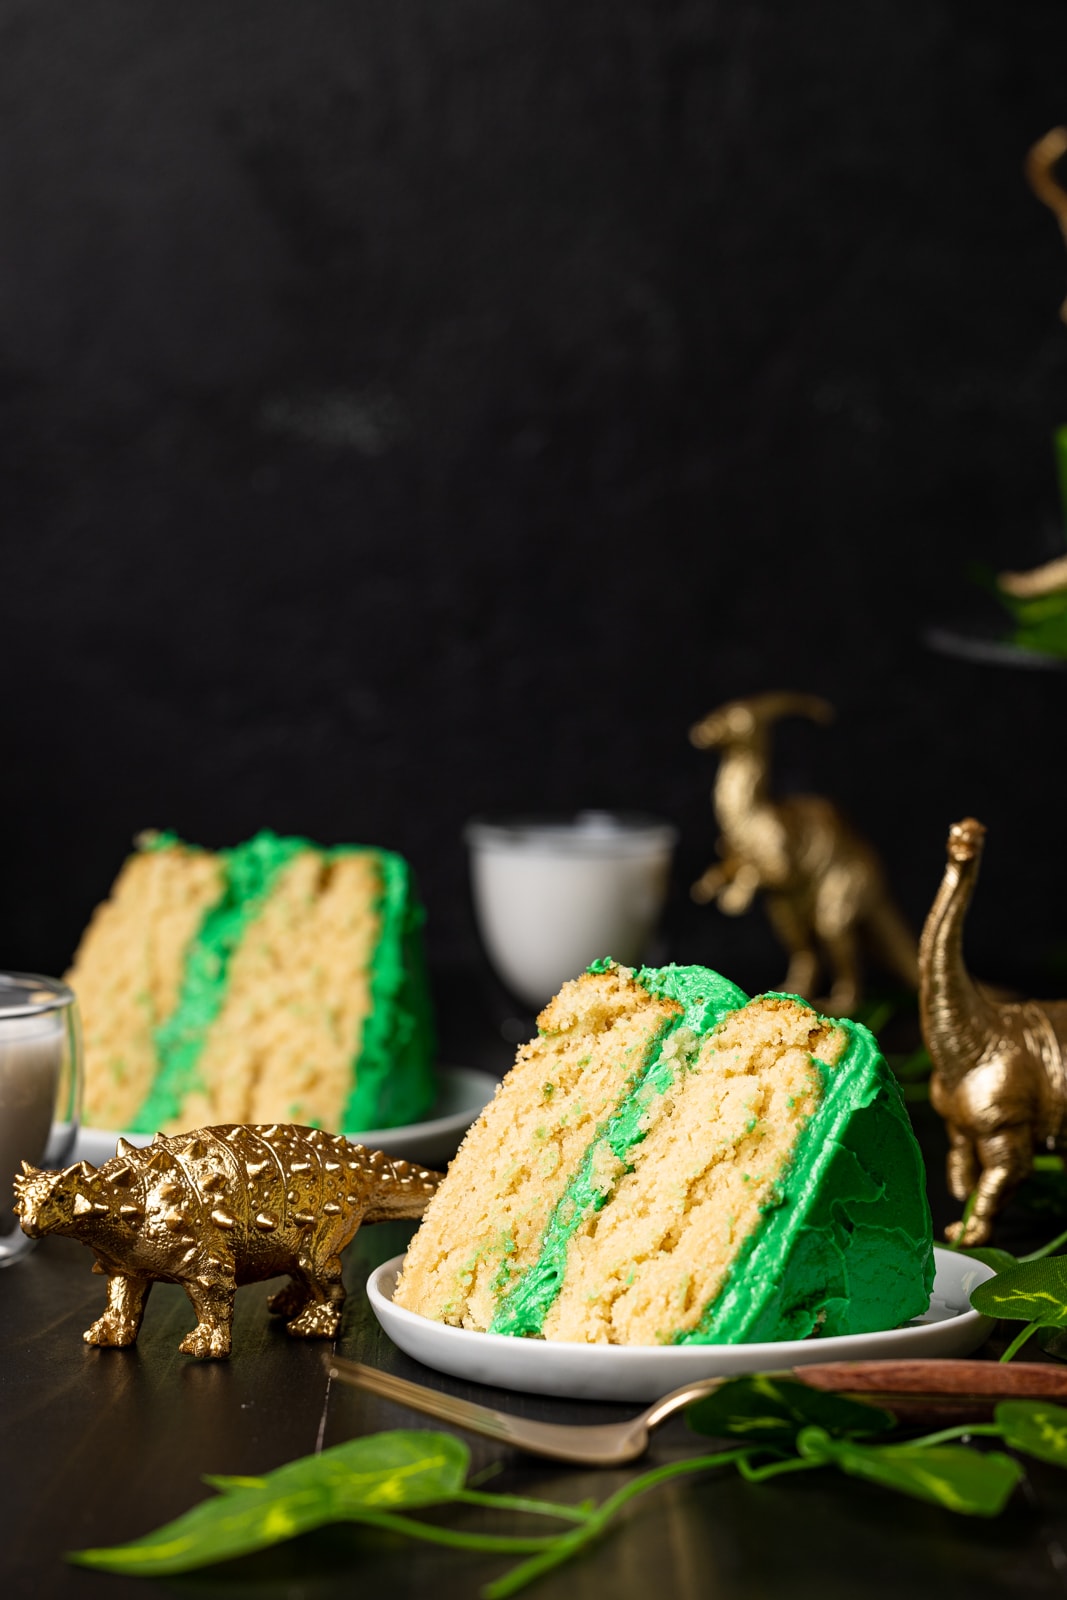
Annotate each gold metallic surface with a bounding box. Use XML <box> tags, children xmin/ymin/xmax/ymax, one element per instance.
<box><xmin>1026</xmin><ymin>125</ymin><xmax>1067</xmax><ymax>323</ymax></box>
<box><xmin>920</xmin><ymin>819</ymin><xmax>1067</xmax><ymax>1246</ymax></box>
<box><xmin>11</xmin><ymin>1123</ymin><xmax>442</xmax><ymax>1358</ymax></box>
<box><xmin>688</xmin><ymin>693</ymin><xmax>918</xmax><ymax>1014</ymax></box>
<box><xmin>997</xmin><ymin>553</ymin><xmax>1067</xmax><ymax>599</ymax></box>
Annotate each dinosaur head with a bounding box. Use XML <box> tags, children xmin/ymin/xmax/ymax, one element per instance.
<box><xmin>689</xmin><ymin>692</ymin><xmax>834</xmax><ymax>751</ymax></box>
<box><xmin>13</xmin><ymin>1159</ymin><xmax>101</xmax><ymax>1239</ymax></box>
<box><xmin>946</xmin><ymin>817</ymin><xmax>986</xmax><ymax>865</ymax></box>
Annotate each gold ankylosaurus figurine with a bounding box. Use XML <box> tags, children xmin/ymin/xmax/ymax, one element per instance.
<box><xmin>13</xmin><ymin>1123</ymin><xmax>443</xmax><ymax>1358</ymax></box>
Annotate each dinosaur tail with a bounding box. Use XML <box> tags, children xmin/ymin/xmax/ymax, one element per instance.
<box><xmin>862</xmin><ymin>896</ymin><xmax>919</xmax><ymax>992</ymax></box>
<box><xmin>358</xmin><ymin>1151</ymin><xmax>445</xmax><ymax>1223</ymax></box>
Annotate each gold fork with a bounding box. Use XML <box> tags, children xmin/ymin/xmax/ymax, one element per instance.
<box><xmin>325</xmin><ymin>1355</ymin><xmax>1067</xmax><ymax>1468</ymax></box>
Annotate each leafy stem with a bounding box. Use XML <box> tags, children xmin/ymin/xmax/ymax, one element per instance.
<box><xmin>456</xmin><ymin>1489</ymin><xmax>592</xmax><ymax>1524</ymax></box>
<box><xmin>736</xmin><ymin>1452</ymin><xmax>822</xmax><ymax>1484</ymax></box>
<box><xmin>1000</xmin><ymin>1322</ymin><xmax>1042</xmax><ymax>1363</ymax></box>
<box><xmin>947</xmin><ymin>1189</ymin><xmax>979</xmax><ymax>1251</ymax></box>
<box><xmin>1021</xmin><ymin>1223</ymin><xmax>1067</xmax><ymax>1263</ymax></box>
<box><xmin>482</xmin><ymin>1449</ymin><xmax>749</xmax><ymax>1600</ymax></box>
<box><xmin>348</xmin><ymin>1512</ymin><xmax>557</xmax><ymax>1555</ymax></box>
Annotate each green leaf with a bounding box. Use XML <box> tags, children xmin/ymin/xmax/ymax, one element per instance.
<box><xmin>958</xmin><ymin>1247</ymin><xmax>1019</xmax><ymax>1275</ymax></box>
<box><xmin>995</xmin><ymin>1400</ymin><xmax>1067</xmax><ymax>1465</ymax></box>
<box><xmin>687</xmin><ymin>1374</ymin><xmax>894</xmax><ymax>1447</ymax></box>
<box><xmin>69</xmin><ymin>1430</ymin><xmax>471</xmax><ymax>1575</ymax></box>
<box><xmin>796</xmin><ymin>1428</ymin><xmax>1024</xmax><ymax>1516</ymax></box>
<box><xmin>970</xmin><ymin>1256</ymin><xmax>1067</xmax><ymax>1327</ymax></box>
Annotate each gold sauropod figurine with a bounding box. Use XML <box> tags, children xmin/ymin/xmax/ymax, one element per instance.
<box><xmin>689</xmin><ymin>692</ymin><xmax>917</xmax><ymax>1014</ymax></box>
<box><xmin>13</xmin><ymin>1123</ymin><xmax>443</xmax><ymax>1358</ymax></box>
<box><xmin>920</xmin><ymin>818</ymin><xmax>1067</xmax><ymax>1246</ymax></box>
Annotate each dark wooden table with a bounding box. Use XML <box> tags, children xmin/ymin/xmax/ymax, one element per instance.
<box><xmin>4</xmin><ymin>1095</ymin><xmax>1067</xmax><ymax>1600</ymax></box>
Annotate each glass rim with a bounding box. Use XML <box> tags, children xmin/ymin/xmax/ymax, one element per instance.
<box><xmin>465</xmin><ymin>810</ymin><xmax>679</xmax><ymax>853</ymax></box>
<box><xmin>0</xmin><ymin>972</ymin><xmax>77</xmax><ymax>1020</ymax></box>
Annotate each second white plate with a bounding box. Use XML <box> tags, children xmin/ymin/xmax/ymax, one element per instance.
<box><xmin>74</xmin><ymin>1064</ymin><xmax>497</xmax><ymax>1171</ymax></box>
<box><xmin>368</xmin><ymin>1247</ymin><xmax>996</xmax><ymax>1402</ymax></box>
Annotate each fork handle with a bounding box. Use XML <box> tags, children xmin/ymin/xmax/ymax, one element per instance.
<box><xmin>796</xmin><ymin>1359</ymin><xmax>1067</xmax><ymax>1398</ymax></box>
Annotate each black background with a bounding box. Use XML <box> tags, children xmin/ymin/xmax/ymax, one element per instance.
<box><xmin>4</xmin><ymin>1</ymin><xmax>1067</xmax><ymax>1042</ymax></box>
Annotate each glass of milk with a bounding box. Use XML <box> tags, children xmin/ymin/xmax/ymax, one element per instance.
<box><xmin>0</xmin><ymin>974</ymin><xmax>83</xmax><ymax>1264</ymax></box>
<box><xmin>466</xmin><ymin>812</ymin><xmax>678</xmax><ymax>1011</ymax></box>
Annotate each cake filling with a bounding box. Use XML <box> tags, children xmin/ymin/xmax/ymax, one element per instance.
<box><xmin>76</xmin><ymin>836</ymin><xmax>226</xmax><ymax>1130</ymax></box>
<box><xmin>681</xmin><ymin>1018</ymin><xmax>930</xmax><ymax>1344</ymax></box>
<box><xmin>392</xmin><ymin>964</ymin><xmax>687</xmax><ymax>1329</ymax></box>
<box><xmin>488</xmin><ymin>963</ymin><xmax>748</xmax><ymax>1337</ymax></box>
<box><xmin>540</xmin><ymin>997</ymin><xmax>838</xmax><ymax>1343</ymax></box>
<box><xmin>131</xmin><ymin>834</ymin><xmax>307</xmax><ymax>1131</ymax></box>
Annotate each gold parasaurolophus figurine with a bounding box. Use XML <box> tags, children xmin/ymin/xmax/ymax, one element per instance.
<box><xmin>13</xmin><ymin>1122</ymin><xmax>442</xmax><ymax>1358</ymax></box>
<box><xmin>920</xmin><ymin>818</ymin><xmax>1067</xmax><ymax>1246</ymax></box>
<box><xmin>689</xmin><ymin>693</ymin><xmax>918</xmax><ymax>1014</ymax></box>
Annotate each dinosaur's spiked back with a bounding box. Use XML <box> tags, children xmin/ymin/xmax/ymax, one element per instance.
<box><xmin>12</xmin><ymin>1124</ymin><xmax>443</xmax><ymax>1358</ymax></box>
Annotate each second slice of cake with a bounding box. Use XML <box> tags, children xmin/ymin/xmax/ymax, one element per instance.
<box><xmin>394</xmin><ymin>960</ymin><xmax>933</xmax><ymax>1344</ymax></box>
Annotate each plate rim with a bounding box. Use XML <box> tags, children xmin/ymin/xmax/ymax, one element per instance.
<box><xmin>74</xmin><ymin>1063</ymin><xmax>498</xmax><ymax>1159</ymax></box>
<box><xmin>368</xmin><ymin>1245</ymin><xmax>995</xmax><ymax>1369</ymax></box>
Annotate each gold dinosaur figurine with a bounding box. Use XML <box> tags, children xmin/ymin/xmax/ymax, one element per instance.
<box><xmin>689</xmin><ymin>692</ymin><xmax>918</xmax><ymax>1014</ymax></box>
<box><xmin>998</xmin><ymin>553</ymin><xmax>1067</xmax><ymax>600</ymax></box>
<box><xmin>12</xmin><ymin>1123</ymin><xmax>443</xmax><ymax>1358</ymax></box>
<box><xmin>992</xmin><ymin>132</ymin><xmax>1067</xmax><ymax>599</ymax></box>
<box><xmin>920</xmin><ymin>818</ymin><xmax>1067</xmax><ymax>1246</ymax></box>
<box><xmin>1025</xmin><ymin>125</ymin><xmax>1067</xmax><ymax>324</ymax></box>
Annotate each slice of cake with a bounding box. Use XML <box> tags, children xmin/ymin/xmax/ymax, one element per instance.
<box><xmin>394</xmin><ymin>961</ymin><xmax>932</xmax><ymax>1344</ymax></box>
<box><xmin>69</xmin><ymin>831</ymin><xmax>435</xmax><ymax>1136</ymax></box>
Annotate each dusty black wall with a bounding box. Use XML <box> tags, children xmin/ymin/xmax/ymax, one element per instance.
<box><xmin>3</xmin><ymin>0</ymin><xmax>1067</xmax><ymax>1007</ymax></box>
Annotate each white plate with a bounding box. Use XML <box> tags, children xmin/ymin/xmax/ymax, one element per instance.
<box><xmin>368</xmin><ymin>1247</ymin><xmax>996</xmax><ymax>1402</ymax></box>
<box><xmin>73</xmin><ymin>1065</ymin><xmax>497</xmax><ymax>1171</ymax></box>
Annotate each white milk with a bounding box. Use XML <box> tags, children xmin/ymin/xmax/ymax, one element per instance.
<box><xmin>467</xmin><ymin>813</ymin><xmax>677</xmax><ymax>1009</ymax></box>
<box><xmin>0</xmin><ymin>976</ymin><xmax>81</xmax><ymax>1260</ymax></box>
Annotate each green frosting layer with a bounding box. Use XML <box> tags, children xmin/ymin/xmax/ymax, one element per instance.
<box><xmin>340</xmin><ymin>851</ymin><xmax>436</xmax><ymax>1131</ymax></box>
<box><xmin>679</xmin><ymin>1001</ymin><xmax>933</xmax><ymax>1344</ymax></box>
<box><xmin>488</xmin><ymin>964</ymin><xmax>748</xmax><ymax>1337</ymax></box>
<box><xmin>129</xmin><ymin>832</ymin><xmax>435</xmax><ymax>1135</ymax></box>
<box><xmin>488</xmin><ymin>963</ymin><xmax>932</xmax><ymax>1344</ymax></box>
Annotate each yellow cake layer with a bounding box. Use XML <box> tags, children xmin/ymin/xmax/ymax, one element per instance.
<box><xmin>393</xmin><ymin>965</ymin><xmax>681</xmax><ymax>1328</ymax></box>
<box><xmin>543</xmin><ymin>997</ymin><xmax>844</xmax><ymax>1343</ymax></box>
<box><xmin>173</xmin><ymin>852</ymin><xmax>381</xmax><ymax>1130</ymax></box>
<box><xmin>70</xmin><ymin>842</ymin><xmax>224</xmax><ymax>1129</ymax></box>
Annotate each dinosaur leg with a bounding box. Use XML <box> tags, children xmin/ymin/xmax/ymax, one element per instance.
<box><xmin>178</xmin><ymin>1270</ymin><xmax>237</xmax><ymax>1359</ymax></box>
<box><xmin>84</xmin><ymin>1273</ymin><xmax>153</xmax><ymax>1347</ymax></box>
<box><xmin>717</xmin><ymin>862</ymin><xmax>760</xmax><ymax>915</ymax></box>
<box><xmin>691</xmin><ymin>861</ymin><xmax>732</xmax><ymax>905</ymax></box>
<box><xmin>945</xmin><ymin>1122</ymin><xmax>979</xmax><ymax>1203</ymax></box>
<box><xmin>945</xmin><ymin>1125</ymin><xmax>1033</xmax><ymax>1246</ymax></box>
<box><xmin>819</xmin><ymin>930</ymin><xmax>861</xmax><ymax>1018</ymax></box>
<box><xmin>284</xmin><ymin>1219</ymin><xmax>358</xmax><ymax>1340</ymax></box>
<box><xmin>765</xmin><ymin>895</ymin><xmax>819</xmax><ymax>999</ymax></box>
<box><xmin>812</xmin><ymin>866</ymin><xmax>865</xmax><ymax>1015</ymax></box>
<box><xmin>863</xmin><ymin>898</ymin><xmax>919</xmax><ymax>990</ymax></box>
<box><xmin>267</xmin><ymin>1280</ymin><xmax>311</xmax><ymax>1318</ymax></box>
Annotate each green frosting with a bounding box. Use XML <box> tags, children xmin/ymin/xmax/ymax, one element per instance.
<box><xmin>488</xmin><ymin>963</ymin><xmax>933</xmax><ymax>1343</ymax></box>
<box><xmin>488</xmin><ymin>964</ymin><xmax>748</xmax><ymax>1337</ymax></box>
<box><xmin>340</xmin><ymin>851</ymin><xmax>436</xmax><ymax>1131</ymax></box>
<box><xmin>129</xmin><ymin>832</ymin><xmax>435</xmax><ymax>1135</ymax></box>
<box><xmin>679</xmin><ymin>1003</ymin><xmax>933</xmax><ymax>1344</ymax></box>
